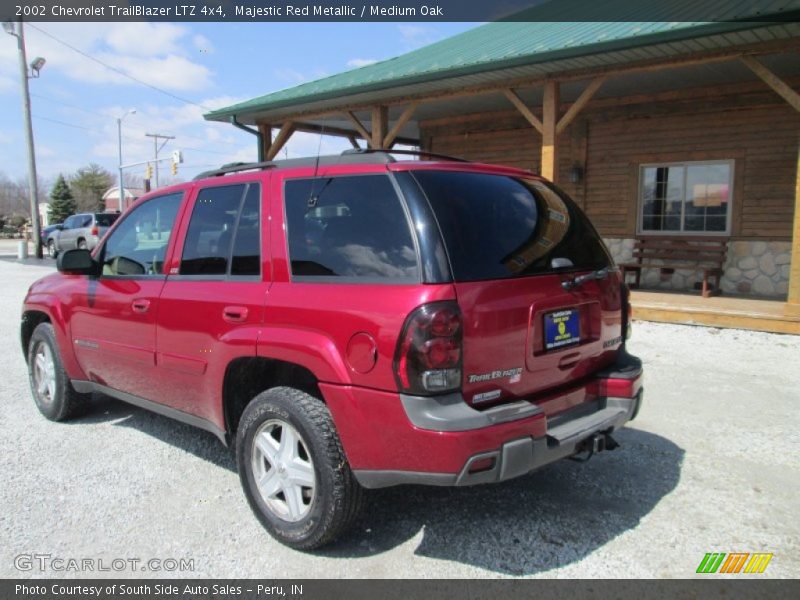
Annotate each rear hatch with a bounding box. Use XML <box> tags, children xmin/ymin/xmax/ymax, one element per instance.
<box><xmin>411</xmin><ymin>170</ymin><xmax>624</xmax><ymax>412</ymax></box>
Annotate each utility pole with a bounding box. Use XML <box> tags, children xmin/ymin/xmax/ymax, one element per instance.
<box><xmin>145</xmin><ymin>133</ymin><xmax>175</xmax><ymax>188</ymax></box>
<box><xmin>5</xmin><ymin>20</ymin><xmax>44</xmax><ymax>258</ymax></box>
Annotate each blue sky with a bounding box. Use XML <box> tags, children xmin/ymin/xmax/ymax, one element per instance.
<box><xmin>0</xmin><ymin>22</ymin><xmax>476</xmax><ymax>186</ymax></box>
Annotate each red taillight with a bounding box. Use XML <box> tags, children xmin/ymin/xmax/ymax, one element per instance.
<box><xmin>90</xmin><ymin>226</ymin><xmax>99</xmax><ymax>236</ymax></box>
<box><xmin>393</xmin><ymin>301</ymin><xmax>463</xmax><ymax>395</ymax></box>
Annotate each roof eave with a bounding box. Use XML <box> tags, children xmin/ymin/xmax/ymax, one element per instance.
<box><xmin>203</xmin><ymin>20</ymin><xmax>783</xmax><ymax>123</ymax></box>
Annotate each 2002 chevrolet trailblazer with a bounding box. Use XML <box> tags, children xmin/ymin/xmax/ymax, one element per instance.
<box><xmin>21</xmin><ymin>151</ymin><xmax>643</xmax><ymax>549</ymax></box>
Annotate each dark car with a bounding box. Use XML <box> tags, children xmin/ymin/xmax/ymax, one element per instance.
<box><xmin>39</xmin><ymin>223</ymin><xmax>61</xmax><ymax>253</ymax></box>
<box><xmin>46</xmin><ymin>212</ymin><xmax>120</xmax><ymax>258</ymax></box>
<box><xmin>21</xmin><ymin>151</ymin><xmax>642</xmax><ymax>549</ymax></box>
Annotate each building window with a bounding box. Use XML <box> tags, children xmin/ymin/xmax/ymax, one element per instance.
<box><xmin>639</xmin><ymin>161</ymin><xmax>733</xmax><ymax>235</ymax></box>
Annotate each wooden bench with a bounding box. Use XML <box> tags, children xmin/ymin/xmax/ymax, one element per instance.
<box><xmin>619</xmin><ymin>236</ymin><xmax>728</xmax><ymax>298</ymax></box>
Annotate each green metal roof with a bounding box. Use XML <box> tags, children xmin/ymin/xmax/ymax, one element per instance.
<box><xmin>205</xmin><ymin>10</ymin><xmax>800</xmax><ymax>122</ymax></box>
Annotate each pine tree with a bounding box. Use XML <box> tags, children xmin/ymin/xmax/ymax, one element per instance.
<box><xmin>70</xmin><ymin>164</ymin><xmax>114</xmax><ymax>212</ymax></box>
<box><xmin>48</xmin><ymin>174</ymin><xmax>77</xmax><ymax>224</ymax></box>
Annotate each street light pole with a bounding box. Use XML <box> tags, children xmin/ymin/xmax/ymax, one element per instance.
<box><xmin>117</xmin><ymin>109</ymin><xmax>135</xmax><ymax>212</ymax></box>
<box><xmin>6</xmin><ymin>21</ymin><xmax>43</xmax><ymax>258</ymax></box>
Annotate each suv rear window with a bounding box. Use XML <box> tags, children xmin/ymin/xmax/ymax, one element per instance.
<box><xmin>284</xmin><ymin>175</ymin><xmax>419</xmax><ymax>282</ymax></box>
<box><xmin>95</xmin><ymin>213</ymin><xmax>120</xmax><ymax>227</ymax></box>
<box><xmin>412</xmin><ymin>171</ymin><xmax>610</xmax><ymax>281</ymax></box>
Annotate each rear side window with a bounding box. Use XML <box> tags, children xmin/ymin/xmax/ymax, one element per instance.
<box><xmin>284</xmin><ymin>175</ymin><xmax>419</xmax><ymax>282</ymax></box>
<box><xmin>95</xmin><ymin>213</ymin><xmax>120</xmax><ymax>227</ymax></box>
<box><xmin>180</xmin><ymin>183</ymin><xmax>261</xmax><ymax>277</ymax></box>
<box><xmin>413</xmin><ymin>171</ymin><xmax>610</xmax><ymax>281</ymax></box>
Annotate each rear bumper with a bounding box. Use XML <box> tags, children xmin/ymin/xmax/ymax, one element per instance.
<box><xmin>353</xmin><ymin>390</ymin><xmax>642</xmax><ymax>488</ymax></box>
<box><xmin>321</xmin><ymin>351</ymin><xmax>643</xmax><ymax>489</ymax></box>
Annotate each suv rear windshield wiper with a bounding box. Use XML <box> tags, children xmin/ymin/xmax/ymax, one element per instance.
<box><xmin>561</xmin><ymin>267</ymin><xmax>610</xmax><ymax>291</ymax></box>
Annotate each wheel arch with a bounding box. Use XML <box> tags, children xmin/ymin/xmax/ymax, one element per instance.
<box><xmin>222</xmin><ymin>356</ymin><xmax>323</xmax><ymax>441</ymax></box>
<box><xmin>21</xmin><ymin>310</ymin><xmax>51</xmax><ymax>361</ymax></box>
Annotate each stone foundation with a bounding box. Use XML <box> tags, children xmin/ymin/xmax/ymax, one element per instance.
<box><xmin>602</xmin><ymin>238</ymin><xmax>791</xmax><ymax>298</ymax></box>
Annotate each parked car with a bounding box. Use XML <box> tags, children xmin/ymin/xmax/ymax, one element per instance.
<box><xmin>46</xmin><ymin>212</ymin><xmax>120</xmax><ymax>258</ymax></box>
<box><xmin>21</xmin><ymin>151</ymin><xmax>642</xmax><ymax>550</ymax></box>
<box><xmin>39</xmin><ymin>223</ymin><xmax>62</xmax><ymax>254</ymax></box>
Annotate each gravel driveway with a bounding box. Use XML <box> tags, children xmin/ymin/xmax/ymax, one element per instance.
<box><xmin>1</xmin><ymin>254</ymin><xmax>798</xmax><ymax>578</ymax></box>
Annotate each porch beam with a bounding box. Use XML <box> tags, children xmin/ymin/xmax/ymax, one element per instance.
<box><xmin>789</xmin><ymin>143</ymin><xmax>800</xmax><ymax>308</ymax></box>
<box><xmin>372</xmin><ymin>105</ymin><xmax>388</xmax><ymax>149</ymax></box>
<box><xmin>345</xmin><ymin>111</ymin><xmax>373</xmax><ymax>144</ymax></box>
<box><xmin>294</xmin><ymin>121</ymin><xmax>416</xmax><ymax>146</ymax></box>
<box><xmin>347</xmin><ymin>135</ymin><xmax>361</xmax><ymax>149</ymax></box>
<box><xmin>541</xmin><ymin>80</ymin><xmax>560</xmax><ymax>181</ymax></box>
<box><xmin>740</xmin><ymin>55</ymin><xmax>800</xmax><ymax>113</ymax></box>
<box><xmin>503</xmin><ymin>89</ymin><xmax>543</xmax><ymax>134</ymax></box>
<box><xmin>556</xmin><ymin>75</ymin><xmax>607</xmax><ymax>135</ymax></box>
<box><xmin>265</xmin><ymin>121</ymin><xmax>294</xmax><ymax>160</ymax></box>
<box><xmin>383</xmin><ymin>102</ymin><xmax>419</xmax><ymax>148</ymax></box>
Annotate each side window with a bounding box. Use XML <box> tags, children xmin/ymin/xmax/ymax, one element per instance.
<box><xmin>78</xmin><ymin>214</ymin><xmax>92</xmax><ymax>227</ymax></box>
<box><xmin>231</xmin><ymin>185</ymin><xmax>261</xmax><ymax>276</ymax></box>
<box><xmin>284</xmin><ymin>175</ymin><xmax>419</xmax><ymax>281</ymax></box>
<box><xmin>180</xmin><ymin>183</ymin><xmax>261</xmax><ymax>277</ymax></box>
<box><xmin>62</xmin><ymin>216</ymin><xmax>75</xmax><ymax>229</ymax></box>
<box><xmin>101</xmin><ymin>192</ymin><xmax>183</xmax><ymax>276</ymax></box>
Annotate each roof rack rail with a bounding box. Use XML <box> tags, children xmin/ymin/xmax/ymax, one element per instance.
<box><xmin>341</xmin><ymin>148</ymin><xmax>468</xmax><ymax>162</ymax></box>
<box><xmin>193</xmin><ymin>161</ymin><xmax>276</xmax><ymax>180</ymax></box>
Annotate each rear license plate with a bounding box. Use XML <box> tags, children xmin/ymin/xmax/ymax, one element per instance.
<box><xmin>544</xmin><ymin>309</ymin><xmax>580</xmax><ymax>350</ymax></box>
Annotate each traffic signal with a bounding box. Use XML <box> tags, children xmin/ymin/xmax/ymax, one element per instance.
<box><xmin>171</xmin><ymin>161</ymin><xmax>178</xmax><ymax>175</ymax></box>
<box><xmin>145</xmin><ymin>163</ymin><xmax>153</xmax><ymax>179</ymax></box>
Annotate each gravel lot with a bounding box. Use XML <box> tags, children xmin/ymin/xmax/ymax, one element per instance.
<box><xmin>1</xmin><ymin>247</ymin><xmax>798</xmax><ymax>578</ymax></box>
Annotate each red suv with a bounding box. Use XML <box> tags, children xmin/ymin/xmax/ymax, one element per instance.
<box><xmin>21</xmin><ymin>151</ymin><xmax>642</xmax><ymax>549</ymax></box>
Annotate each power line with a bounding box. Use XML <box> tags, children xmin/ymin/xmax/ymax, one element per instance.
<box><xmin>27</xmin><ymin>23</ymin><xmax>214</xmax><ymax>113</ymax></box>
<box><xmin>32</xmin><ymin>113</ymin><xmax>238</xmax><ymax>156</ymax></box>
<box><xmin>30</xmin><ymin>92</ymin><xmax>247</xmax><ymax>149</ymax></box>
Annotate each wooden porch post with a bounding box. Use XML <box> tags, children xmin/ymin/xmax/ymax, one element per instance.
<box><xmin>371</xmin><ymin>105</ymin><xmax>388</xmax><ymax>149</ymax></box>
<box><xmin>256</xmin><ymin>123</ymin><xmax>272</xmax><ymax>162</ymax></box>
<box><xmin>541</xmin><ymin>81</ymin><xmax>560</xmax><ymax>181</ymax></box>
<box><xmin>789</xmin><ymin>142</ymin><xmax>800</xmax><ymax>309</ymax></box>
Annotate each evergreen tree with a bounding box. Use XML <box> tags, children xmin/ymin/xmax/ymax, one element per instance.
<box><xmin>48</xmin><ymin>174</ymin><xmax>77</xmax><ymax>224</ymax></box>
<box><xmin>70</xmin><ymin>164</ymin><xmax>114</xmax><ymax>212</ymax></box>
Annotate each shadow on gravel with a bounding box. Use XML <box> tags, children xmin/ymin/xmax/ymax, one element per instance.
<box><xmin>323</xmin><ymin>427</ymin><xmax>684</xmax><ymax>575</ymax></box>
<box><xmin>74</xmin><ymin>393</ymin><xmax>236</xmax><ymax>472</ymax></box>
<box><xmin>70</xmin><ymin>395</ymin><xmax>682</xmax><ymax>576</ymax></box>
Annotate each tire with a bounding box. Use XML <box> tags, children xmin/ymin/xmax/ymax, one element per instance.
<box><xmin>77</xmin><ymin>239</ymin><xmax>87</xmax><ymax>250</ymax></box>
<box><xmin>236</xmin><ymin>387</ymin><xmax>363</xmax><ymax>550</ymax></box>
<box><xmin>47</xmin><ymin>240</ymin><xmax>58</xmax><ymax>259</ymax></box>
<box><xmin>27</xmin><ymin>322</ymin><xmax>89</xmax><ymax>421</ymax></box>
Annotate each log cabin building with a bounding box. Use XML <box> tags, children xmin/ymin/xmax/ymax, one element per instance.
<box><xmin>206</xmin><ymin>18</ymin><xmax>800</xmax><ymax>333</ymax></box>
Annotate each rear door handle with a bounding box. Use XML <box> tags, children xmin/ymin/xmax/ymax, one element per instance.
<box><xmin>223</xmin><ymin>306</ymin><xmax>248</xmax><ymax>323</ymax></box>
<box><xmin>131</xmin><ymin>299</ymin><xmax>151</xmax><ymax>314</ymax></box>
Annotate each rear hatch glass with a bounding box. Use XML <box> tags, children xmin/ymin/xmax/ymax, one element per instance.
<box><xmin>95</xmin><ymin>213</ymin><xmax>120</xmax><ymax>227</ymax></box>
<box><xmin>412</xmin><ymin>170</ymin><xmax>622</xmax><ymax>409</ymax></box>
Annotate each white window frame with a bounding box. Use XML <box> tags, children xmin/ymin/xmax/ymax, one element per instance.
<box><xmin>637</xmin><ymin>159</ymin><xmax>734</xmax><ymax>236</ymax></box>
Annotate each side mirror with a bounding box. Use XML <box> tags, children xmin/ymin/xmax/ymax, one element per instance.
<box><xmin>55</xmin><ymin>224</ymin><xmax>64</xmax><ymax>230</ymax></box>
<box><xmin>57</xmin><ymin>249</ymin><xmax>98</xmax><ymax>275</ymax></box>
